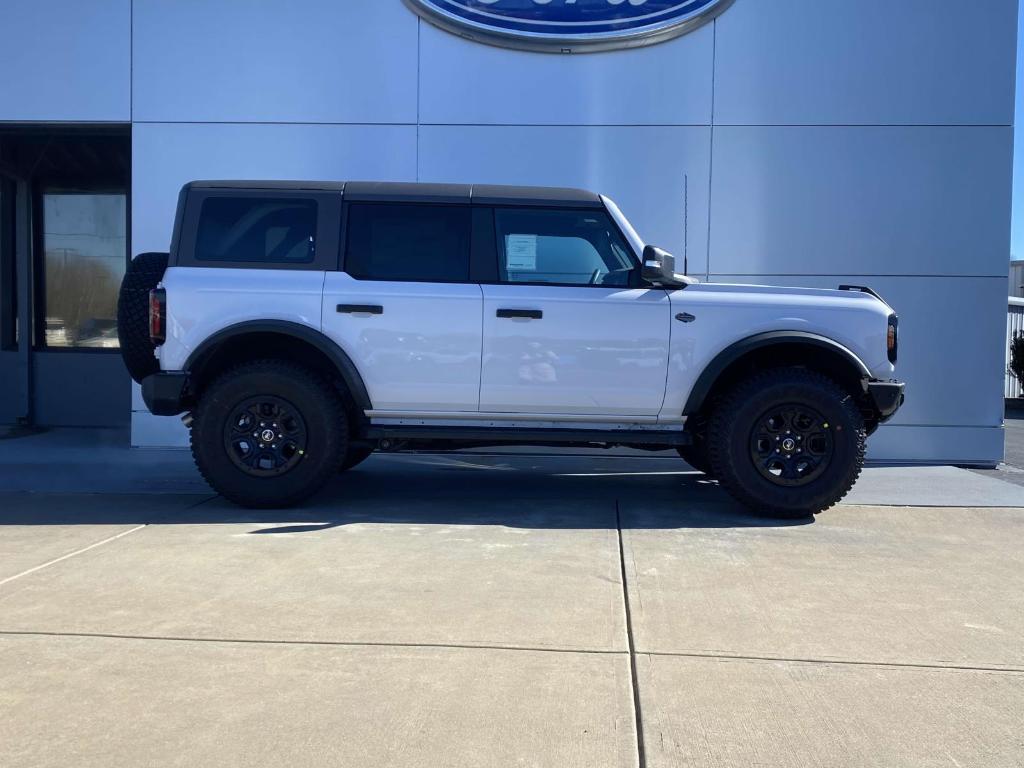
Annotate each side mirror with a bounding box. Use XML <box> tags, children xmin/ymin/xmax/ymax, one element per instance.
<box><xmin>642</xmin><ymin>245</ymin><xmax>688</xmax><ymax>287</ymax></box>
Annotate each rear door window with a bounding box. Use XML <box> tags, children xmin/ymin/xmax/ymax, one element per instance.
<box><xmin>195</xmin><ymin>197</ymin><xmax>317</xmax><ymax>264</ymax></box>
<box><xmin>344</xmin><ymin>203</ymin><xmax>471</xmax><ymax>282</ymax></box>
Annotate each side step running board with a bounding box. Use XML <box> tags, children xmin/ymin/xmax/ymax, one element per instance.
<box><xmin>361</xmin><ymin>425</ymin><xmax>691</xmax><ymax>447</ymax></box>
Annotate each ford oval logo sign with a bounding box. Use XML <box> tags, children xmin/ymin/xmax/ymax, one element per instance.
<box><xmin>404</xmin><ymin>0</ymin><xmax>734</xmax><ymax>53</ymax></box>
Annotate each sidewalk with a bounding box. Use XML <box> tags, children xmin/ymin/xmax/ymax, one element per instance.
<box><xmin>1</xmin><ymin>429</ymin><xmax>1022</xmax><ymax>766</ymax></box>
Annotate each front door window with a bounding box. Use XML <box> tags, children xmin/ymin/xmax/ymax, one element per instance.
<box><xmin>493</xmin><ymin>208</ymin><xmax>636</xmax><ymax>287</ymax></box>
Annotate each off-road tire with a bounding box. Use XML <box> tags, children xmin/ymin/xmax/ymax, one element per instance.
<box><xmin>708</xmin><ymin>368</ymin><xmax>866</xmax><ymax>518</ymax></box>
<box><xmin>340</xmin><ymin>443</ymin><xmax>374</xmax><ymax>472</ymax></box>
<box><xmin>117</xmin><ymin>251</ymin><xmax>169</xmax><ymax>383</ymax></box>
<box><xmin>191</xmin><ymin>360</ymin><xmax>347</xmax><ymax>508</ymax></box>
<box><xmin>677</xmin><ymin>445</ymin><xmax>713</xmax><ymax>476</ymax></box>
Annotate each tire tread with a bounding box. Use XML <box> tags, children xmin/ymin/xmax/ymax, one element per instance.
<box><xmin>190</xmin><ymin>359</ymin><xmax>346</xmax><ymax>508</ymax></box>
<box><xmin>708</xmin><ymin>368</ymin><xmax>866</xmax><ymax>518</ymax></box>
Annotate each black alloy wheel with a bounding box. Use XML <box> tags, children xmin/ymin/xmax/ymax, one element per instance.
<box><xmin>707</xmin><ymin>367</ymin><xmax>866</xmax><ymax>518</ymax></box>
<box><xmin>224</xmin><ymin>395</ymin><xmax>308</xmax><ymax>477</ymax></box>
<box><xmin>190</xmin><ymin>360</ymin><xmax>347</xmax><ymax>508</ymax></box>
<box><xmin>749</xmin><ymin>404</ymin><xmax>834</xmax><ymax>486</ymax></box>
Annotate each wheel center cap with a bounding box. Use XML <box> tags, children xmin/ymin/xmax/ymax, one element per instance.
<box><xmin>261</xmin><ymin>429</ymin><xmax>276</xmax><ymax>443</ymax></box>
<box><xmin>781</xmin><ymin>437</ymin><xmax>797</xmax><ymax>452</ymax></box>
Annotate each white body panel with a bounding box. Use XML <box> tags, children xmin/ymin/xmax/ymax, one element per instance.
<box><xmin>479</xmin><ymin>284</ymin><xmax>671</xmax><ymax>416</ymax></box>
<box><xmin>160</xmin><ymin>211</ymin><xmax>896</xmax><ymax>428</ymax></box>
<box><xmin>662</xmin><ymin>282</ymin><xmax>895</xmax><ymax>419</ymax></box>
<box><xmin>321</xmin><ymin>273</ymin><xmax>482</xmax><ymax>412</ymax></box>
<box><xmin>158</xmin><ymin>267</ymin><xmax>326</xmax><ymax>371</ymax></box>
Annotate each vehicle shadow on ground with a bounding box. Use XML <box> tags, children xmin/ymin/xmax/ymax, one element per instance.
<box><xmin>0</xmin><ymin>453</ymin><xmax>814</xmax><ymax>530</ymax></box>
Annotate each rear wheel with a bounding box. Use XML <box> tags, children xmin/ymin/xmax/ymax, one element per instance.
<box><xmin>190</xmin><ymin>360</ymin><xmax>346</xmax><ymax>508</ymax></box>
<box><xmin>708</xmin><ymin>368</ymin><xmax>865</xmax><ymax>518</ymax></box>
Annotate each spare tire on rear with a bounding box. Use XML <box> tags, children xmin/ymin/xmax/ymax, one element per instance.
<box><xmin>117</xmin><ymin>252</ymin><xmax>169</xmax><ymax>384</ymax></box>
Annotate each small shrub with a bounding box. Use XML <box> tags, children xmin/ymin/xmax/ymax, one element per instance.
<box><xmin>1010</xmin><ymin>332</ymin><xmax>1024</xmax><ymax>388</ymax></box>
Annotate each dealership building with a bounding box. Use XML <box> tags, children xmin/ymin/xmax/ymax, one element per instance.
<box><xmin>0</xmin><ymin>0</ymin><xmax>1017</xmax><ymax>463</ymax></box>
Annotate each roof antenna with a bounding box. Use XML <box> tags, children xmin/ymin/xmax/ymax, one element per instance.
<box><xmin>683</xmin><ymin>173</ymin><xmax>689</xmax><ymax>276</ymax></box>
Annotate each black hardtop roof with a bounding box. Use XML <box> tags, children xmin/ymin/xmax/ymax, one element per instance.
<box><xmin>184</xmin><ymin>180</ymin><xmax>603</xmax><ymax>208</ymax></box>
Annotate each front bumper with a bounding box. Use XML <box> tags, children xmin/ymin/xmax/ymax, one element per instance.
<box><xmin>141</xmin><ymin>372</ymin><xmax>189</xmax><ymax>416</ymax></box>
<box><xmin>867</xmin><ymin>380</ymin><xmax>905</xmax><ymax>422</ymax></box>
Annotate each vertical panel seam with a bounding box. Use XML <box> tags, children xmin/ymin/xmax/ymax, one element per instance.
<box><xmin>705</xmin><ymin>18</ymin><xmax>717</xmax><ymax>282</ymax></box>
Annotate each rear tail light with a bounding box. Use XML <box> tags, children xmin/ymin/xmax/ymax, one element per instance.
<box><xmin>887</xmin><ymin>313</ymin><xmax>898</xmax><ymax>363</ymax></box>
<box><xmin>149</xmin><ymin>288</ymin><xmax>166</xmax><ymax>346</ymax></box>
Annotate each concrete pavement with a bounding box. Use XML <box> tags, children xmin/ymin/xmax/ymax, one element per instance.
<box><xmin>1</xmin><ymin>440</ymin><xmax>1023</xmax><ymax>766</ymax></box>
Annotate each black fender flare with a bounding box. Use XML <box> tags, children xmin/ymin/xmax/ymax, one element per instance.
<box><xmin>682</xmin><ymin>331</ymin><xmax>871</xmax><ymax>415</ymax></box>
<box><xmin>184</xmin><ymin>320</ymin><xmax>372</xmax><ymax>411</ymax></box>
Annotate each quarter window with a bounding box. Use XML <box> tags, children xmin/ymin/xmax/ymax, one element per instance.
<box><xmin>493</xmin><ymin>208</ymin><xmax>635</xmax><ymax>287</ymax></box>
<box><xmin>345</xmin><ymin>203</ymin><xmax>471</xmax><ymax>282</ymax></box>
<box><xmin>195</xmin><ymin>197</ymin><xmax>317</xmax><ymax>264</ymax></box>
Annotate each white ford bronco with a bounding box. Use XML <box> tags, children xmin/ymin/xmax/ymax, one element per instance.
<box><xmin>118</xmin><ymin>181</ymin><xmax>903</xmax><ymax>518</ymax></box>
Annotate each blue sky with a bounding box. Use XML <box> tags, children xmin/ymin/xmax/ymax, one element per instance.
<box><xmin>1013</xmin><ymin>8</ymin><xmax>1024</xmax><ymax>260</ymax></box>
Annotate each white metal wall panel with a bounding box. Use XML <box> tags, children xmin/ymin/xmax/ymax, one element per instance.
<box><xmin>714</xmin><ymin>0</ymin><xmax>1018</xmax><ymax>126</ymax></box>
<box><xmin>709</xmin><ymin>126</ymin><xmax>1014</xmax><ymax>278</ymax></box>
<box><xmin>867</xmin><ymin>426</ymin><xmax>1004</xmax><ymax>467</ymax></box>
<box><xmin>0</xmin><ymin>0</ymin><xmax>130</xmax><ymax>121</ymax></box>
<box><xmin>418</xmin><ymin>125</ymin><xmax>711</xmax><ymax>275</ymax></box>
<box><xmin>131</xmin><ymin>0</ymin><xmax>418</xmax><ymax>124</ymax></box>
<box><xmin>131</xmin><ymin>122</ymin><xmax>417</xmax><ymax>255</ymax></box>
<box><xmin>709</xmin><ymin>273</ymin><xmax>1007</xmax><ymax>461</ymax></box>
<box><xmin>418</xmin><ymin>18</ymin><xmax>714</xmax><ymax>126</ymax></box>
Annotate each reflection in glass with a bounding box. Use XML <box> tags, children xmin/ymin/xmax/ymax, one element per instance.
<box><xmin>42</xmin><ymin>193</ymin><xmax>126</xmax><ymax>348</ymax></box>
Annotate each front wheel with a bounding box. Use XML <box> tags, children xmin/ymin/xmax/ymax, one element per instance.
<box><xmin>676</xmin><ymin>445</ymin><xmax>712</xmax><ymax>476</ymax></box>
<box><xmin>707</xmin><ymin>368</ymin><xmax>865</xmax><ymax>519</ymax></box>
<box><xmin>191</xmin><ymin>360</ymin><xmax>346</xmax><ymax>508</ymax></box>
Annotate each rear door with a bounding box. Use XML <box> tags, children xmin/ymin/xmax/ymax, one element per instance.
<box><xmin>479</xmin><ymin>206</ymin><xmax>671</xmax><ymax>417</ymax></box>
<box><xmin>321</xmin><ymin>202</ymin><xmax>482</xmax><ymax>412</ymax></box>
<box><xmin>162</xmin><ymin>188</ymin><xmax>336</xmax><ymax>372</ymax></box>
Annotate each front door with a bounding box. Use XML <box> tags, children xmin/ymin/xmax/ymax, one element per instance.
<box><xmin>322</xmin><ymin>201</ymin><xmax>483</xmax><ymax>412</ymax></box>
<box><xmin>479</xmin><ymin>206</ymin><xmax>671</xmax><ymax>416</ymax></box>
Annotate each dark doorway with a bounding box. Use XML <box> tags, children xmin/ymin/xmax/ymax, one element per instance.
<box><xmin>0</xmin><ymin>127</ymin><xmax>130</xmax><ymax>427</ymax></box>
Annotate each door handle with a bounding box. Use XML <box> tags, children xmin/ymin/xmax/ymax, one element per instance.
<box><xmin>337</xmin><ymin>304</ymin><xmax>383</xmax><ymax>315</ymax></box>
<box><xmin>496</xmin><ymin>309</ymin><xmax>542</xmax><ymax>320</ymax></box>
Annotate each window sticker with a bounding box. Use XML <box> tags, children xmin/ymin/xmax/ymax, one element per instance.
<box><xmin>506</xmin><ymin>234</ymin><xmax>537</xmax><ymax>271</ymax></box>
